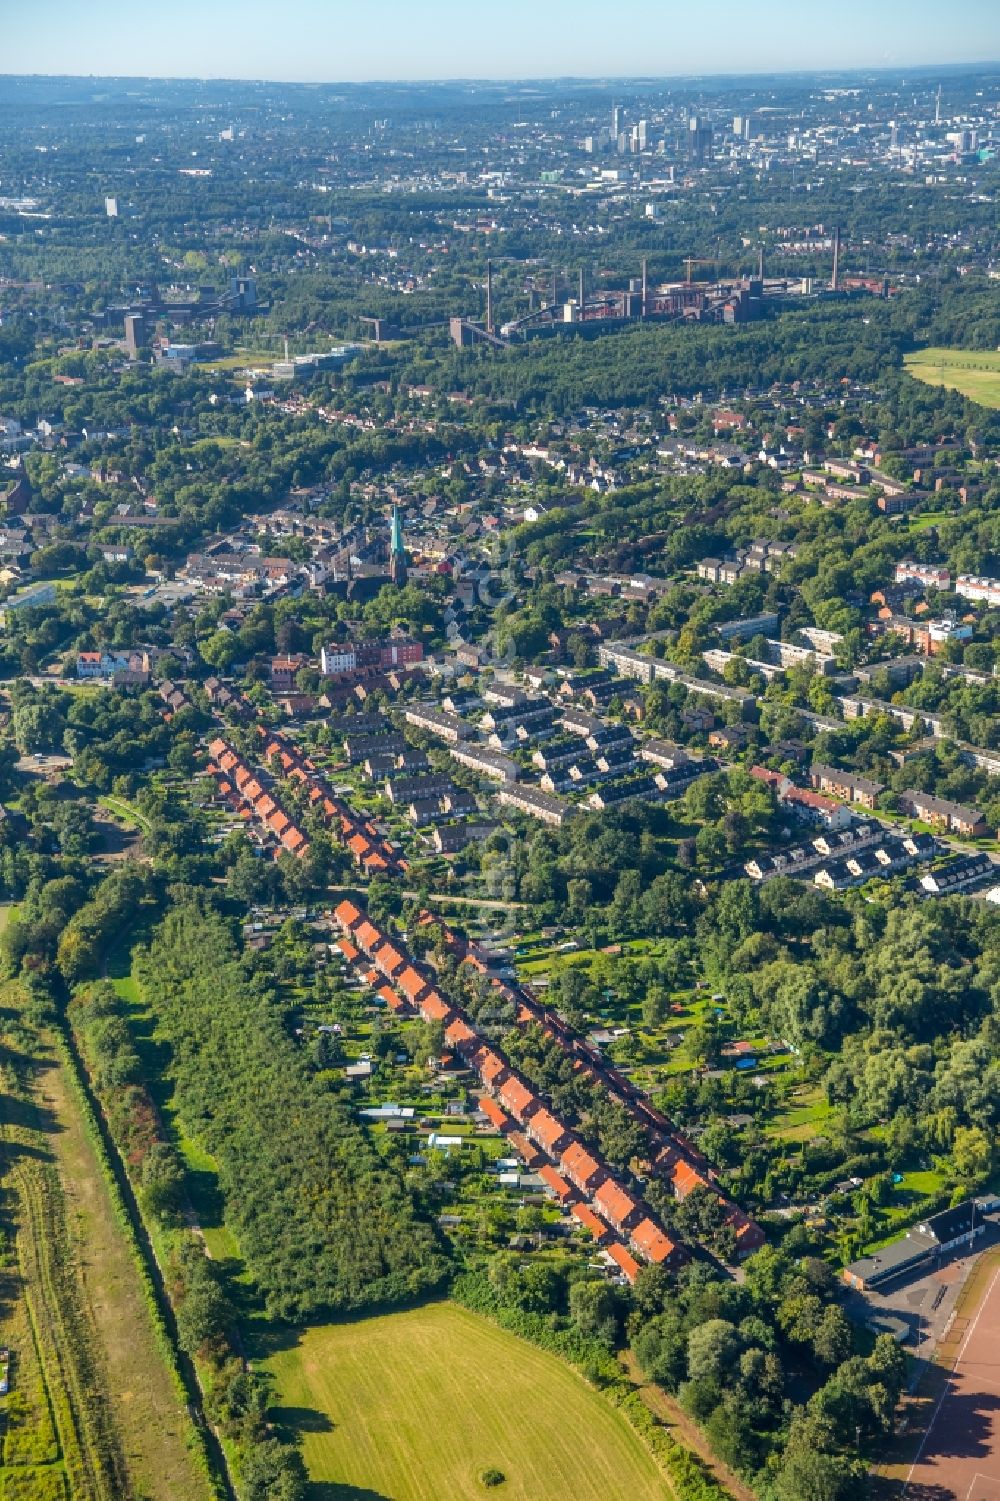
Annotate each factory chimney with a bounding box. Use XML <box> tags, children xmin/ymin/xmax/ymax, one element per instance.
<box><xmin>831</xmin><ymin>226</ymin><xmax>841</xmax><ymax>292</ymax></box>
<box><xmin>578</xmin><ymin>265</ymin><xmax>585</xmax><ymax>313</ymax></box>
<box><xmin>641</xmin><ymin>257</ymin><xmax>648</xmax><ymax>317</ymax></box>
<box><xmin>758</xmin><ymin>245</ymin><xmax>764</xmax><ymax>280</ymax></box>
<box><xmin>485</xmin><ymin>258</ymin><xmax>493</xmax><ymax>333</ymax></box>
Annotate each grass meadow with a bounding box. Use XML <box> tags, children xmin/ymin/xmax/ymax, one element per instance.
<box><xmin>264</xmin><ymin>1302</ymin><xmax>670</xmax><ymax>1501</ymax></box>
<box><xmin>904</xmin><ymin>346</ymin><xmax>1000</xmax><ymax>408</ymax></box>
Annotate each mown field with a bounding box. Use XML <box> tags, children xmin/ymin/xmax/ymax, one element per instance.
<box><xmin>904</xmin><ymin>346</ymin><xmax>1000</xmax><ymax>408</ymax></box>
<box><xmin>264</xmin><ymin>1302</ymin><xmax>670</xmax><ymax>1501</ymax></box>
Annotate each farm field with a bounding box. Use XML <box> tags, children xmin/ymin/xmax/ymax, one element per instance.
<box><xmin>0</xmin><ymin>982</ymin><xmax>212</xmax><ymax>1501</ymax></box>
<box><xmin>264</xmin><ymin>1302</ymin><xmax>670</xmax><ymax>1501</ymax></box>
<box><xmin>42</xmin><ymin>1040</ymin><xmax>212</xmax><ymax>1501</ymax></box>
<box><xmin>904</xmin><ymin>346</ymin><xmax>1000</xmax><ymax>408</ymax></box>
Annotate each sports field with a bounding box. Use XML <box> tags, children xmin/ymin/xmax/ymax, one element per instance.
<box><xmin>264</xmin><ymin>1302</ymin><xmax>670</xmax><ymax>1501</ymax></box>
<box><xmin>904</xmin><ymin>1262</ymin><xmax>1000</xmax><ymax>1500</ymax></box>
<box><xmin>904</xmin><ymin>347</ymin><xmax>1000</xmax><ymax>409</ymax></box>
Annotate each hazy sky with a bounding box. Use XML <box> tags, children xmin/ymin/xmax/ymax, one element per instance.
<box><xmin>2</xmin><ymin>0</ymin><xmax>998</xmax><ymax>82</ymax></box>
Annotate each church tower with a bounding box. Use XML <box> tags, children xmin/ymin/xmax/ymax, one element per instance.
<box><xmin>389</xmin><ymin>505</ymin><xmax>407</xmax><ymax>586</ymax></box>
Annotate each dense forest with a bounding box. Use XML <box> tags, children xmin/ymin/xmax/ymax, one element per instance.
<box><xmin>133</xmin><ymin>895</ymin><xmax>449</xmax><ymax>1319</ymax></box>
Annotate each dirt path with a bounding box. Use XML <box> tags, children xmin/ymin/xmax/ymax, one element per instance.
<box><xmin>325</xmin><ymin>882</ymin><xmax>527</xmax><ymax>911</ymax></box>
<box><xmin>39</xmin><ymin>1044</ymin><xmax>214</xmax><ymax>1501</ymax></box>
<box><xmin>623</xmin><ymin>1352</ymin><xmax>756</xmax><ymax>1501</ymax></box>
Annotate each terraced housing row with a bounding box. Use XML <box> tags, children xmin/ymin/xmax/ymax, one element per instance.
<box><xmin>333</xmin><ymin>896</ymin><xmax>765</xmax><ymax>1277</ymax></box>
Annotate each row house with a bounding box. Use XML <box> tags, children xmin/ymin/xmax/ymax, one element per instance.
<box><xmin>810</xmin><ymin>763</ymin><xmax>884</xmax><ymax>810</ymax></box>
<box><xmin>207</xmin><ymin>737</ymin><xmax>310</xmax><ymax>858</ymax></box>
<box><xmin>955</xmin><ymin>574</ymin><xmax>1000</xmax><ymax>609</ymax></box>
<box><xmin>837</xmin><ymin>694</ymin><xmax>948</xmax><ymax>740</ymax></box>
<box><xmin>263</xmin><ymin>725</ymin><xmax>405</xmax><ymax>875</ymax></box>
<box><xmin>897</xmin><ymin>790</ymin><xmax>989</xmax><ymax>837</ymax></box>
<box><xmin>449</xmin><ymin>745</ymin><xmax>519</xmax><ymax>783</ymax></box>
<box><xmin>337</xmin><ymin>900</ymin><xmax>747</xmax><ymax>1273</ymax></box>
<box><xmin>494</xmin><ymin>784</ymin><xmax>574</xmax><ymax>827</ymax></box>
<box><xmin>920</xmin><ymin>853</ymin><xmax>994</xmax><ymax>895</ymax></box>
<box><xmin>404</xmin><ymin>705</ymin><xmax>472</xmax><ymax>743</ymax></box>
<box><xmin>895</xmin><ymin>560</ymin><xmax>951</xmax><ymax>590</ymax></box>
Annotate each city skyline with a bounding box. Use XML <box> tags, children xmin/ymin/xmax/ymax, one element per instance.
<box><xmin>2</xmin><ymin>0</ymin><xmax>999</xmax><ymax>83</ymax></box>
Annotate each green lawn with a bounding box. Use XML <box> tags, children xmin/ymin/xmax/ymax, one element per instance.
<box><xmin>906</xmin><ymin>509</ymin><xmax>953</xmax><ymax>533</ymax></box>
<box><xmin>264</xmin><ymin>1302</ymin><xmax>670</xmax><ymax>1501</ymax></box>
<box><xmin>99</xmin><ymin>794</ymin><xmax>152</xmax><ymax>832</ymax></box>
<box><xmin>765</xmin><ymin>1085</ymin><xmax>835</xmax><ymax>1142</ymax></box>
<box><xmin>198</xmin><ymin>349</ymin><xmax>280</xmax><ymax>371</ymax></box>
<box><xmin>904</xmin><ymin>347</ymin><xmax>1000</xmax><ymax>409</ymax></box>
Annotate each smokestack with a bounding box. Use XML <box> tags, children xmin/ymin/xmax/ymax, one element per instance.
<box><xmin>758</xmin><ymin>245</ymin><xmax>764</xmax><ymax>280</ymax></box>
<box><xmin>578</xmin><ymin>265</ymin><xmax>585</xmax><ymax>312</ymax></box>
<box><xmin>485</xmin><ymin>258</ymin><xmax>493</xmax><ymax>333</ymax></box>
<box><xmin>551</xmin><ymin>268</ymin><xmax>557</xmax><ymax>307</ymax></box>
<box><xmin>831</xmin><ymin>226</ymin><xmax>841</xmax><ymax>292</ymax></box>
<box><xmin>641</xmin><ymin>257</ymin><xmax>648</xmax><ymax>317</ymax></box>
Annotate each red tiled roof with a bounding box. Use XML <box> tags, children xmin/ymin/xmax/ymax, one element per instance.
<box><xmin>419</xmin><ymin>991</ymin><xmax>452</xmax><ymax>1024</ymax></box>
<box><xmin>527</xmin><ymin>1108</ymin><xmax>569</xmax><ymax>1154</ymax></box>
<box><xmin>334</xmin><ymin>899</ymin><xmax>362</xmax><ymax>930</ymax></box>
<box><xmin>508</xmin><ymin>1130</ymin><xmax>543</xmax><ymax>1167</ymax></box>
<box><xmin>630</xmin><ymin>1217</ymin><xmax>678</xmax><ymax>1264</ymax></box>
<box><xmin>572</xmin><ymin>1204</ymin><xmax>610</xmax><ymax>1242</ymax></box>
<box><xmin>538</xmin><ymin>1164</ymin><xmax>575</xmax><ymax>1202</ymax></box>
<box><xmin>373</xmin><ymin>942</ymin><xmax>407</xmax><ymax>977</ymax></box>
<box><xmin>593</xmin><ymin>1178</ymin><xmax>639</xmax><ymax>1231</ymax></box>
<box><xmin>497</xmin><ymin>1075</ymin><xmax>539</xmax><ymax>1121</ymax></box>
<box><xmin>444</xmin><ymin>1017</ymin><xmax>478</xmax><ymax>1052</ymax></box>
<box><xmin>477</xmin><ymin>1049</ymin><xmax>508</xmax><ymax>1087</ymax></box>
<box><xmin>783</xmin><ymin>786</ymin><xmax>838</xmax><ymax>811</ymax></box>
<box><xmin>671</xmin><ymin>1161</ymin><xmax>707</xmax><ymax>1199</ymax></box>
<box><xmin>730</xmin><ymin>1212</ymin><xmax>766</xmax><ymax>1252</ymax></box>
<box><xmin>561</xmin><ymin>1142</ymin><xmax>604</xmax><ymax>1191</ymax></box>
<box><xmin>397</xmin><ymin>966</ymin><xmax>430</xmax><ymax>1002</ymax></box>
<box><xmin>354</xmin><ymin>920</ymin><xmax>383</xmax><ymax>953</ymax></box>
<box><xmin>606</xmin><ymin>1242</ymin><xmax>641</xmax><ymax>1282</ymax></box>
<box><xmin>479</xmin><ymin>1096</ymin><xmax>511</xmax><ymax>1131</ymax></box>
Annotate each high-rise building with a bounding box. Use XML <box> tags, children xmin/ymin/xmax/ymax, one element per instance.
<box><xmin>688</xmin><ymin>115</ymin><xmax>713</xmax><ymax>163</ymax></box>
<box><xmin>612</xmin><ymin>104</ymin><xmax>623</xmax><ymax>139</ymax></box>
<box><xmin>105</xmin><ymin>196</ymin><xmax>119</xmax><ymax>218</ymax></box>
<box><xmin>637</xmin><ymin>119</ymin><xmax>648</xmax><ymax>151</ymax></box>
<box><xmin>230</xmin><ymin>275</ymin><xmax>257</xmax><ymax>312</ymax></box>
<box><xmin>389</xmin><ymin>505</ymin><xmax>407</xmax><ymax>587</ymax></box>
<box><xmin>123</xmin><ymin>312</ymin><xmax>147</xmax><ymax>359</ymax></box>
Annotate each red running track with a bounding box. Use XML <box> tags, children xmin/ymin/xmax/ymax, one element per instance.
<box><xmin>906</xmin><ymin>1265</ymin><xmax>1000</xmax><ymax>1501</ymax></box>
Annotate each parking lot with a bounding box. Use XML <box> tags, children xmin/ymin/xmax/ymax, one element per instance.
<box><xmin>844</xmin><ymin>1218</ymin><xmax>1000</xmax><ymax>1370</ymax></box>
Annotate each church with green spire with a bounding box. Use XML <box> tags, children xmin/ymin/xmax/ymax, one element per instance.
<box><xmin>389</xmin><ymin>504</ymin><xmax>407</xmax><ymax>586</ymax></box>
